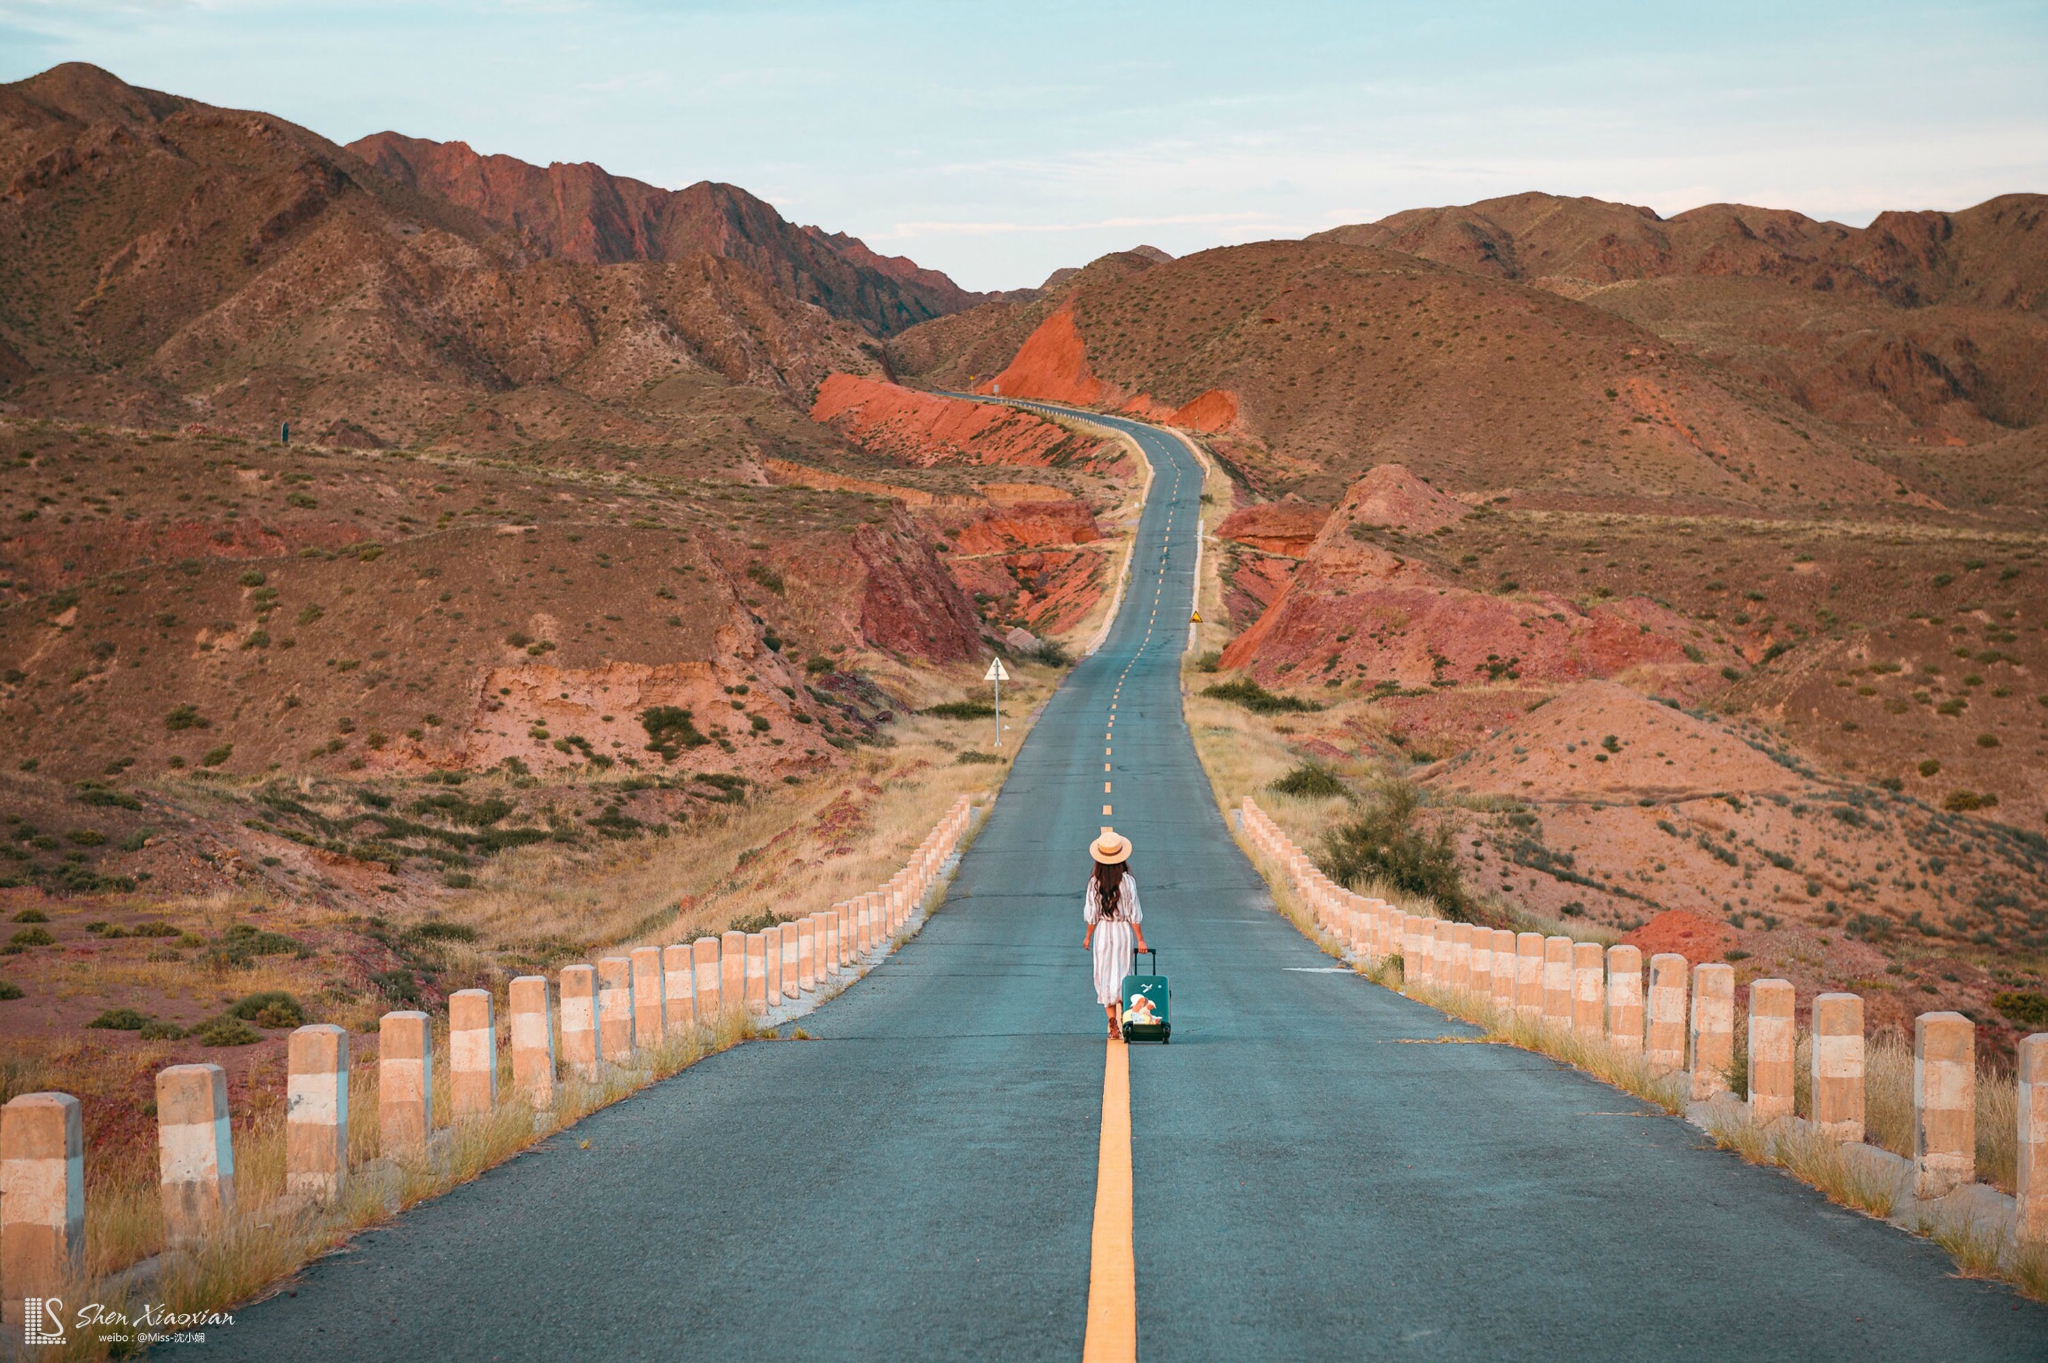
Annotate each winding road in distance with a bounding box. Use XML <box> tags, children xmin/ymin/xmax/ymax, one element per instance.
<box><xmin>201</xmin><ymin>406</ymin><xmax>2045</xmax><ymax>1361</ymax></box>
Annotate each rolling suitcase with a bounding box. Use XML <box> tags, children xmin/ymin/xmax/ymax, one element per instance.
<box><xmin>1120</xmin><ymin>949</ymin><xmax>1170</xmax><ymax>1044</ymax></box>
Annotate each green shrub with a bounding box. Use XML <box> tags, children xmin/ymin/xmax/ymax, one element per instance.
<box><xmin>745</xmin><ymin>562</ymin><xmax>786</xmax><ymax>595</ymax></box>
<box><xmin>10</xmin><ymin>909</ymin><xmax>48</xmax><ymax>923</ymax></box>
<box><xmin>923</xmin><ymin>699</ymin><xmax>995</xmax><ymax>719</ymax></box>
<box><xmin>87</xmin><ymin>1007</ymin><xmax>151</xmax><ymax>1030</ymax></box>
<box><xmin>1992</xmin><ymin>991</ymin><xmax>2048</xmax><ymax>1030</ymax></box>
<box><xmin>1320</xmin><ymin>780</ymin><xmax>1470</xmax><ymax>919</ymax></box>
<box><xmin>955</xmin><ymin>751</ymin><xmax>1002</xmax><ymax>764</ymax></box>
<box><xmin>201</xmin><ymin>745</ymin><xmax>234</xmax><ymax>768</ymax></box>
<box><xmin>132</xmin><ymin>921</ymin><xmax>179</xmax><ymax>938</ymax></box>
<box><xmin>190</xmin><ymin>1015</ymin><xmax>261</xmax><ymax>1046</ymax></box>
<box><xmin>165</xmin><ymin>704</ymin><xmax>208</xmax><ymax>732</ymax></box>
<box><xmin>0</xmin><ymin>981</ymin><xmax>23</xmax><ymax>1000</ymax></box>
<box><xmin>1919</xmin><ymin>758</ymin><xmax>1941</xmax><ymax>777</ymax></box>
<box><xmin>1202</xmin><ymin>678</ymin><xmax>1322</xmax><ymax>714</ymax></box>
<box><xmin>1271</xmin><ymin>762</ymin><xmax>1346</xmax><ymax>798</ymax></box>
<box><xmin>805</xmin><ymin>655</ymin><xmax>835</xmax><ymax>674</ymax></box>
<box><xmin>640</xmin><ymin>706</ymin><xmax>710</xmax><ymax>761</ymax></box>
<box><xmin>1196</xmin><ymin>650</ymin><xmax>1223</xmax><ymax>673</ymax></box>
<box><xmin>409</xmin><ymin>920</ymin><xmax>479</xmax><ymax>942</ymax></box>
<box><xmin>5</xmin><ymin>928</ymin><xmax>55</xmax><ymax>951</ymax></box>
<box><xmin>66</xmin><ymin>829</ymin><xmax>104</xmax><ymax>846</ymax></box>
<box><xmin>139</xmin><ymin>1020</ymin><xmax>183</xmax><ymax>1040</ymax></box>
<box><xmin>372</xmin><ymin>969</ymin><xmax>422</xmax><ymax>1006</ymax></box>
<box><xmin>225</xmin><ymin>991</ymin><xmax>305</xmax><ymax>1027</ymax></box>
<box><xmin>209</xmin><ymin>923</ymin><xmax>302</xmax><ymax>965</ymax></box>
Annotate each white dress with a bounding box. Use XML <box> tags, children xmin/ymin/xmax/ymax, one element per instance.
<box><xmin>1084</xmin><ymin>876</ymin><xmax>1143</xmax><ymax>1007</ymax></box>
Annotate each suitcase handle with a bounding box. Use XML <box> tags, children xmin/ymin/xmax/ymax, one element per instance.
<box><xmin>1141</xmin><ymin>948</ymin><xmax>1158</xmax><ymax>973</ymax></box>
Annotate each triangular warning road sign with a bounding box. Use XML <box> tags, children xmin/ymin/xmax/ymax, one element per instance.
<box><xmin>1189</xmin><ymin>610</ymin><xmax>1202</xmax><ymax>623</ymax></box>
<box><xmin>984</xmin><ymin>658</ymin><xmax>1010</xmax><ymax>682</ymax></box>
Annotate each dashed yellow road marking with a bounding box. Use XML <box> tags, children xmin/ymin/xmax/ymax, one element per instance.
<box><xmin>1083</xmin><ymin>1038</ymin><xmax>1136</xmax><ymax>1363</ymax></box>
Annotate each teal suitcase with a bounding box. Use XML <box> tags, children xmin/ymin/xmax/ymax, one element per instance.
<box><xmin>1120</xmin><ymin>949</ymin><xmax>1170</xmax><ymax>1043</ymax></box>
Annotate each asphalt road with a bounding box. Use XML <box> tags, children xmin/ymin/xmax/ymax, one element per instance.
<box><xmin>199</xmin><ymin>409</ymin><xmax>2046</xmax><ymax>1361</ymax></box>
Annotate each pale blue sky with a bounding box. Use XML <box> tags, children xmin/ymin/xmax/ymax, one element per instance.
<box><xmin>3</xmin><ymin>1</ymin><xmax>2043</xmax><ymax>292</ymax></box>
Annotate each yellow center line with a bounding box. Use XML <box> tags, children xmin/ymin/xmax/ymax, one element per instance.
<box><xmin>1084</xmin><ymin>1037</ymin><xmax>1136</xmax><ymax>1363</ymax></box>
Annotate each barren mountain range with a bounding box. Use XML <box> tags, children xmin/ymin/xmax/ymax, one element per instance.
<box><xmin>2</xmin><ymin>61</ymin><xmax>2045</xmax><ymax>1055</ymax></box>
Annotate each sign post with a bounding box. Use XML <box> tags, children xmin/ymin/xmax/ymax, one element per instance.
<box><xmin>983</xmin><ymin>657</ymin><xmax>1010</xmax><ymax>748</ymax></box>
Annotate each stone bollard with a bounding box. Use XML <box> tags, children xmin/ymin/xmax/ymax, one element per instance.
<box><xmin>798</xmin><ymin>917</ymin><xmax>817</xmax><ymax>991</ymax></box>
<box><xmin>1433</xmin><ymin>920</ymin><xmax>1455</xmax><ymax>987</ymax></box>
<box><xmin>1913</xmin><ymin>1011</ymin><xmax>1976</xmax><ymax>1199</ymax></box>
<box><xmin>763</xmin><ymin>926</ymin><xmax>782</xmax><ymax>1001</ymax></box>
<box><xmin>813</xmin><ymin>913</ymin><xmax>838</xmax><ymax>979</ymax></box>
<box><xmin>1571</xmin><ymin>941</ymin><xmax>1606</xmax><ymax>1038</ymax></box>
<box><xmin>1492</xmin><ymin>930</ymin><xmax>1518</xmax><ymax>1013</ymax></box>
<box><xmin>597</xmin><ymin>957</ymin><xmax>636</xmax><ymax>1063</ymax></box>
<box><xmin>0</xmin><ymin>1092</ymin><xmax>83</xmax><ymax>1329</ymax></box>
<box><xmin>1745</xmin><ymin>979</ymin><xmax>1795</xmax><ymax>1121</ymax></box>
<box><xmin>1449</xmin><ymin>923</ymin><xmax>1472</xmax><ymax>990</ymax></box>
<box><xmin>631</xmin><ymin>946</ymin><xmax>666</xmax><ymax>1051</ymax></box>
<box><xmin>721</xmin><ymin>930</ymin><xmax>747</xmax><ymax>1010</ymax></box>
<box><xmin>1402</xmin><ymin>916</ymin><xmax>1429</xmax><ymax>984</ymax></box>
<box><xmin>2020</xmin><ymin>1033</ymin><xmax>2047</xmax><ymax>1242</ymax></box>
<box><xmin>1541</xmin><ymin>937</ymin><xmax>1573</xmax><ymax>1030</ymax></box>
<box><xmin>1645</xmin><ymin>953</ymin><xmax>1688</xmax><ymax>1072</ymax></box>
<box><xmin>693</xmin><ymin>936</ymin><xmax>722</xmax><ymax>1020</ymax></box>
<box><xmin>1605</xmin><ymin>946</ymin><xmax>1643</xmax><ymax>1053</ymax></box>
<box><xmin>287</xmin><ymin>1024</ymin><xmax>349</xmax><ymax>1201</ymax></box>
<box><xmin>663</xmin><ymin>944</ymin><xmax>696</xmax><ymax>1034</ymax></box>
<box><xmin>509</xmin><ymin>976</ymin><xmax>555</xmax><ymax>1110</ymax></box>
<box><xmin>449</xmin><ymin>989</ymin><xmax>497</xmax><ymax>1120</ymax></box>
<box><xmin>158</xmin><ymin>1064</ymin><xmax>235</xmax><ymax>1245</ymax></box>
<box><xmin>1509</xmin><ymin>932</ymin><xmax>1541</xmax><ymax>1020</ymax></box>
<box><xmin>1810</xmin><ymin>993</ymin><xmax>1865</xmax><ymax>1142</ymax></box>
<box><xmin>379</xmin><ymin>1011</ymin><xmax>434</xmax><ymax>1155</ymax></box>
<box><xmin>745</xmin><ymin>932</ymin><xmax>769</xmax><ymax>1012</ymax></box>
<box><xmin>559</xmin><ymin>964</ymin><xmax>599</xmax><ymax>1079</ymax></box>
<box><xmin>1689</xmin><ymin>964</ymin><xmax>1735</xmax><ymax>1101</ymax></box>
<box><xmin>1467</xmin><ymin>925</ymin><xmax>1490</xmax><ymax>998</ymax></box>
<box><xmin>781</xmin><ymin>923</ymin><xmax>801</xmax><ymax>1000</ymax></box>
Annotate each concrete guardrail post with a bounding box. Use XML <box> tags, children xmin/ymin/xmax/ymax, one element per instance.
<box><xmin>286</xmin><ymin>1023</ymin><xmax>348</xmax><ymax>1201</ymax></box>
<box><xmin>1571</xmin><ymin>941</ymin><xmax>1605</xmax><ymax>1038</ymax></box>
<box><xmin>0</xmin><ymin>1092</ymin><xmax>83</xmax><ymax>1330</ymax></box>
<box><xmin>509</xmin><ymin>975</ymin><xmax>555</xmax><ymax>1110</ymax></box>
<box><xmin>449</xmin><ymin>988</ymin><xmax>497</xmax><ymax>1120</ymax></box>
<box><xmin>631</xmin><ymin>946</ymin><xmax>666</xmax><ymax>1050</ymax></box>
<box><xmin>597</xmin><ymin>956</ymin><xmax>636</xmax><ymax>1063</ymax></box>
<box><xmin>379</xmin><ymin>1010</ymin><xmax>433</xmax><ymax>1155</ymax></box>
<box><xmin>663</xmin><ymin>944</ymin><xmax>695</xmax><ymax>1033</ymax></box>
<box><xmin>560</xmin><ymin>964</ymin><xmax>599</xmax><ymax>1079</ymax></box>
<box><xmin>1449</xmin><ymin>923</ymin><xmax>1472</xmax><ymax>990</ymax></box>
<box><xmin>1541</xmin><ymin>936</ymin><xmax>1572</xmax><ymax>1028</ymax></box>
<box><xmin>2019</xmin><ymin>1032</ymin><xmax>2047</xmax><ymax>1242</ymax></box>
<box><xmin>1913</xmin><ymin>1011</ymin><xmax>1975</xmax><ymax>1199</ymax></box>
<box><xmin>158</xmin><ymin>1063</ymin><xmax>235</xmax><ymax>1245</ymax></box>
<box><xmin>1810</xmin><ymin>992</ymin><xmax>1864</xmax><ymax>1142</ymax></box>
<box><xmin>1432</xmin><ymin>920</ymin><xmax>1454</xmax><ymax>987</ymax></box>
<box><xmin>1605</xmin><ymin>946</ymin><xmax>1642</xmax><ymax>1053</ymax></box>
<box><xmin>1492</xmin><ymin>930</ymin><xmax>1517</xmax><ymax>1013</ymax></box>
<box><xmin>1515</xmin><ymin>932</ymin><xmax>1545</xmax><ymax>1021</ymax></box>
<box><xmin>764</xmin><ymin>926</ymin><xmax>783</xmax><ymax>1000</ymax></box>
<box><xmin>744</xmin><ymin>933</ymin><xmax>768</xmax><ymax>1012</ymax></box>
<box><xmin>1645</xmin><ymin>953</ymin><xmax>1687</xmax><ymax>1072</ymax></box>
<box><xmin>798</xmin><ymin>917</ymin><xmax>816</xmax><ymax>991</ymax></box>
<box><xmin>1689</xmin><ymin>963</ymin><xmax>1735</xmax><ymax>1101</ymax></box>
<box><xmin>693</xmin><ymin>936</ymin><xmax>722</xmax><ymax>1019</ymax></box>
<box><xmin>720</xmin><ymin>930</ymin><xmax>747</xmax><ymax>1010</ymax></box>
<box><xmin>1747</xmin><ymin>978</ymin><xmax>1795</xmax><ymax>1121</ymax></box>
<box><xmin>1469</xmin><ymin>926</ymin><xmax>1491</xmax><ymax>999</ymax></box>
<box><xmin>1402</xmin><ymin>916</ymin><xmax>1429</xmax><ymax>985</ymax></box>
<box><xmin>781</xmin><ymin>923</ymin><xmax>801</xmax><ymax>1000</ymax></box>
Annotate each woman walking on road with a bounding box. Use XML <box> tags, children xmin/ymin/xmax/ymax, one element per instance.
<box><xmin>1082</xmin><ymin>827</ymin><xmax>1147</xmax><ymax>1040</ymax></box>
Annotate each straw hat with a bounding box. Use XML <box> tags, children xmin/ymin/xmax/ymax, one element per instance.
<box><xmin>1090</xmin><ymin>826</ymin><xmax>1132</xmax><ymax>864</ymax></box>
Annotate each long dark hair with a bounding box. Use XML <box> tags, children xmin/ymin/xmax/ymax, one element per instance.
<box><xmin>1092</xmin><ymin>859</ymin><xmax>1129</xmax><ymax>917</ymax></box>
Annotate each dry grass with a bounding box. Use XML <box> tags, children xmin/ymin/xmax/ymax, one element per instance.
<box><xmin>435</xmin><ymin>688</ymin><xmax>1046</xmax><ymax>960</ymax></box>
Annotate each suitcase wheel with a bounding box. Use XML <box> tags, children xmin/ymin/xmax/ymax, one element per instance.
<box><xmin>1161</xmin><ymin>1025</ymin><xmax>1171</xmax><ymax>1044</ymax></box>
